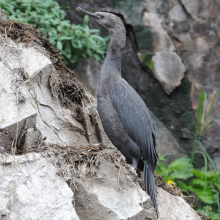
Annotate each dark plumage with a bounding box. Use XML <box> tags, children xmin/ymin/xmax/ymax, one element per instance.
<box><xmin>77</xmin><ymin>7</ymin><xmax>159</xmax><ymax>216</ymax></box>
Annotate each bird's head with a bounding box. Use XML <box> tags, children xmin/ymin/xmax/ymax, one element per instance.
<box><xmin>76</xmin><ymin>7</ymin><xmax>120</xmax><ymax>30</ymax></box>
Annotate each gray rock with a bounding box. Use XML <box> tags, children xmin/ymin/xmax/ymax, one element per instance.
<box><xmin>0</xmin><ymin>115</ymin><xmax>38</xmax><ymax>152</ymax></box>
<box><xmin>181</xmin><ymin>0</ymin><xmax>204</xmax><ymax>21</ymax></box>
<box><xmin>0</xmin><ymin>146</ymin><xmax>5</xmax><ymax>154</ymax></box>
<box><xmin>74</xmin><ymin>151</ymin><xmax>199</xmax><ymax>220</ymax></box>
<box><xmin>142</xmin><ymin>11</ymin><xmax>175</xmax><ymax>52</ymax></box>
<box><xmin>169</xmin><ymin>3</ymin><xmax>187</xmax><ymax>22</ymax></box>
<box><xmin>106</xmin><ymin>0</ymin><xmax>145</xmax><ymax>25</ymax></box>
<box><xmin>75</xmin><ymin>155</ymin><xmax>157</xmax><ymax>220</ymax></box>
<box><xmin>157</xmin><ymin>188</ymin><xmax>201</xmax><ymax>220</ymax></box>
<box><xmin>152</xmin><ymin>51</ymin><xmax>186</xmax><ymax>94</ymax></box>
<box><xmin>0</xmin><ymin>35</ymin><xmax>90</xmax><ymax>149</ymax></box>
<box><xmin>0</xmin><ymin>153</ymin><xmax>79</xmax><ymax>220</ymax></box>
<box><xmin>22</xmin><ymin>128</ymin><xmax>42</xmax><ymax>153</ymax></box>
<box><xmin>74</xmin><ymin>58</ymin><xmax>101</xmax><ymax>97</ymax></box>
<box><xmin>150</xmin><ymin>111</ymin><xmax>184</xmax><ymax>165</ymax></box>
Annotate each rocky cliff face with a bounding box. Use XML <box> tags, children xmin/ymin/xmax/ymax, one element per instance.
<box><xmin>57</xmin><ymin>0</ymin><xmax>220</xmax><ymax>170</ymax></box>
<box><xmin>0</xmin><ymin>20</ymin><xmax>202</xmax><ymax>219</ymax></box>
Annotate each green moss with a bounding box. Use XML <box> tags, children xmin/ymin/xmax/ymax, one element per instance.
<box><xmin>133</xmin><ymin>25</ymin><xmax>153</xmax><ymax>51</ymax></box>
<box><xmin>171</xmin><ymin>80</ymin><xmax>192</xmax><ymax>113</ymax></box>
<box><xmin>179</xmin><ymin>111</ymin><xmax>196</xmax><ymax>131</ymax></box>
<box><xmin>140</xmin><ymin>54</ymin><xmax>154</xmax><ymax>71</ymax></box>
<box><xmin>111</xmin><ymin>0</ymin><xmax>142</xmax><ymax>25</ymax></box>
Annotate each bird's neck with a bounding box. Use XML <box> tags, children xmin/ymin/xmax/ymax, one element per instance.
<box><xmin>100</xmin><ymin>26</ymin><xmax>126</xmax><ymax>82</ymax></box>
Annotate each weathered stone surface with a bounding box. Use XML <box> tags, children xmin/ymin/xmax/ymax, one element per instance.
<box><xmin>0</xmin><ymin>153</ymin><xmax>79</xmax><ymax>220</ymax></box>
<box><xmin>75</xmin><ymin>155</ymin><xmax>157</xmax><ymax>220</ymax></box>
<box><xmin>22</xmin><ymin>128</ymin><xmax>42</xmax><ymax>153</ymax></box>
<box><xmin>142</xmin><ymin>11</ymin><xmax>175</xmax><ymax>52</ymax></box>
<box><xmin>152</xmin><ymin>51</ymin><xmax>186</xmax><ymax>94</ymax></box>
<box><xmin>0</xmin><ymin>36</ymin><xmax>39</xmax><ymax>151</ymax></box>
<box><xmin>169</xmin><ymin>3</ymin><xmax>187</xmax><ymax>22</ymax></box>
<box><xmin>74</xmin><ymin>58</ymin><xmax>101</xmax><ymax>97</ymax></box>
<box><xmin>32</xmin><ymin>64</ymin><xmax>88</xmax><ymax>146</ymax></box>
<box><xmin>150</xmin><ymin>111</ymin><xmax>184</xmax><ymax>165</ymax></box>
<box><xmin>0</xmin><ymin>51</ymin><xmax>37</xmax><ymax>129</ymax></box>
<box><xmin>74</xmin><ymin>152</ymin><xmax>199</xmax><ymax>220</ymax></box>
<box><xmin>157</xmin><ymin>188</ymin><xmax>200</xmax><ymax>220</ymax></box>
<box><xmin>180</xmin><ymin>0</ymin><xmax>208</xmax><ymax>21</ymax></box>
<box><xmin>0</xmin><ymin>35</ymin><xmax>89</xmax><ymax>149</ymax></box>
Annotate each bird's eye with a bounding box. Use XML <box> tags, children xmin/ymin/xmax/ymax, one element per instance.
<box><xmin>100</xmin><ymin>15</ymin><xmax>104</xmax><ymax>18</ymax></box>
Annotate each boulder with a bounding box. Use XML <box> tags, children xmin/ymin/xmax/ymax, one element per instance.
<box><xmin>157</xmin><ymin>188</ymin><xmax>200</xmax><ymax>220</ymax></box>
<box><xmin>73</xmin><ymin>58</ymin><xmax>101</xmax><ymax>97</ymax></box>
<box><xmin>74</xmin><ymin>153</ymin><xmax>200</xmax><ymax>220</ymax></box>
<box><xmin>0</xmin><ymin>153</ymin><xmax>79</xmax><ymax>220</ymax></box>
<box><xmin>152</xmin><ymin>51</ymin><xmax>186</xmax><ymax>94</ymax></box>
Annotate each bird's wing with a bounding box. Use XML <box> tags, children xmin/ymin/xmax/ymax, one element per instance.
<box><xmin>110</xmin><ymin>78</ymin><xmax>158</xmax><ymax>165</ymax></box>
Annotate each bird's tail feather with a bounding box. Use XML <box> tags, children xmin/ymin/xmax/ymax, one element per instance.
<box><xmin>143</xmin><ymin>160</ymin><xmax>158</xmax><ymax>217</ymax></box>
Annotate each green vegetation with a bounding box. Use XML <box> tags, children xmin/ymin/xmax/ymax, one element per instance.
<box><xmin>0</xmin><ymin>0</ymin><xmax>109</xmax><ymax>63</ymax></box>
<box><xmin>192</xmin><ymin>82</ymin><xmax>220</xmax><ymax>168</ymax></box>
<box><xmin>140</xmin><ymin>53</ymin><xmax>154</xmax><ymax>71</ymax></box>
<box><xmin>156</xmin><ymin>83</ymin><xmax>220</xmax><ymax>219</ymax></box>
<box><xmin>156</xmin><ymin>155</ymin><xmax>220</xmax><ymax>219</ymax></box>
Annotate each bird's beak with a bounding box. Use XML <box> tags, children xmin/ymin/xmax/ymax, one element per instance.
<box><xmin>76</xmin><ymin>7</ymin><xmax>101</xmax><ymax>19</ymax></box>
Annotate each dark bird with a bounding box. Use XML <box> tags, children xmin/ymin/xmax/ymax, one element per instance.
<box><xmin>76</xmin><ymin>7</ymin><xmax>159</xmax><ymax>216</ymax></box>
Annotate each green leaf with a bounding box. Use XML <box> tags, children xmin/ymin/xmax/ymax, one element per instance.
<box><xmin>176</xmin><ymin>180</ymin><xmax>191</xmax><ymax>191</ymax></box>
<box><xmin>169</xmin><ymin>169</ymin><xmax>193</xmax><ymax>180</ymax></box>
<box><xmin>189</xmin><ymin>178</ymin><xmax>208</xmax><ymax>186</ymax></box>
<box><xmin>93</xmin><ymin>54</ymin><xmax>101</xmax><ymax>62</ymax></box>
<box><xmin>64</xmin><ymin>42</ymin><xmax>72</xmax><ymax>59</ymax></box>
<box><xmin>193</xmin><ymin>186</ymin><xmax>216</xmax><ymax>204</ymax></box>
<box><xmin>168</xmin><ymin>156</ymin><xmax>193</xmax><ymax>171</ymax></box>
<box><xmin>158</xmin><ymin>154</ymin><xmax>166</xmax><ymax>161</ymax></box>
<box><xmin>89</xmin><ymin>29</ymin><xmax>100</xmax><ymax>33</ymax></box>
<box><xmin>155</xmin><ymin>161</ymin><xmax>170</xmax><ymax>181</ymax></box>
<box><xmin>71</xmin><ymin>39</ymin><xmax>77</xmax><ymax>48</ymax></box>
<box><xmin>59</xmin><ymin>36</ymin><xmax>73</xmax><ymax>41</ymax></box>
<box><xmin>57</xmin><ymin>41</ymin><xmax>62</xmax><ymax>50</ymax></box>
<box><xmin>77</xmin><ymin>40</ymin><xmax>82</xmax><ymax>49</ymax></box>
<box><xmin>197</xmin><ymin>141</ymin><xmax>218</xmax><ymax>173</ymax></box>
<box><xmin>92</xmin><ymin>35</ymin><xmax>106</xmax><ymax>43</ymax></box>
<box><xmin>83</xmin><ymin>15</ymin><xmax>89</xmax><ymax>27</ymax></box>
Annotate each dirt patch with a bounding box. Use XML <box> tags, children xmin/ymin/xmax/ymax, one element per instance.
<box><xmin>0</xmin><ymin>20</ymin><xmax>85</xmax><ymax>121</ymax></box>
